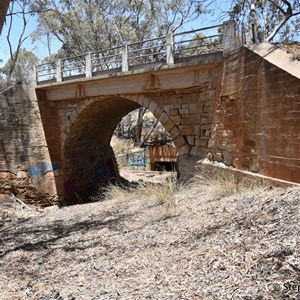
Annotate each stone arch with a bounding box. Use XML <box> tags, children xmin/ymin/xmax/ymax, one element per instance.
<box><xmin>122</xmin><ymin>94</ymin><xmax>188</xmax><ymax>154</ymax></box>
<box><xmin>62</xmin><ymin>94</ymin><xmax>187</xmax><ymax>201</ymax></box>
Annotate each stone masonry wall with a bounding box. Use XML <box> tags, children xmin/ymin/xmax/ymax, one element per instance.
<box><xmin>209</xmin><ymin>46</ymin><xmax>300</xmax><ymax>183</ymax></box>
<box><xmin>0</xmin><ymin>84</ymin><xmax>58</xmax><ymax>205</ymax></box>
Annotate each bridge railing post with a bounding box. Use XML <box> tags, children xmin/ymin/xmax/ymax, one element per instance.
<box><xmin>223</xmin><ymin>20</ymin><xmax>240</xmax><ymax>56</ymax></box>
<box><xmin>56</xmin><ymin>59</ymin><xmax>62</xmax><ymax>82</ymax></box>
<box><xmin>166</xmin><ymin>31</ymin><xmax>174</xmax><ymax>65</ymax></box>
<box><xmin>86</xmin><ymin>52</ymin><xmax>92</xmax><ymax>78</ymax></box>
<box><xmin>122</xmin><ymin>44</ymin><xmax>129</xmax><ymax>72</ymax></box>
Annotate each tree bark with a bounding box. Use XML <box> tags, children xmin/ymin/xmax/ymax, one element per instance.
<box><xmin>0</xmin><ymin>0</ymin><xmax>10</xmax><ymax>34</ymax></box>
<box><xmin>135</xmin><ymin>107</ymin><xmax>147</xmax><ymax>146</ymax></box>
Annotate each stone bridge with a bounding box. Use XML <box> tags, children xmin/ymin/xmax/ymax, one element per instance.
<box><xmin>1</xmin><ymin>21</ymin><xmax>299</xmax><ymax>204</ymax></box>
<box><xmin>35</xmin><ymin>21</ymin><xmax>237</xmax><ymax>200</ymax></box>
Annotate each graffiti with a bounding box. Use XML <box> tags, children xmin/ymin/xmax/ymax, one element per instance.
<box><xmin>28</xmin><ymin>162</ymin><xmax>60</xmax><ymax>178</ymax></box>
<box><xmin>127</xmin><ymin>151</ymin><xmax>146</xmax><ymax>167</ymax></box>
<box><xmin>96</xmin><ymin>161</ymin><xmax>109</xmax><ymax>180</ymax></box>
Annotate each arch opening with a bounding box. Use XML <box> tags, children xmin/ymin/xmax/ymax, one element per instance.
<box><xmin>111</xmin><ymin>108</ymin><xmax>178</xmax><ymax>177</ymax></box>
<box><xmin>63</xmin><ymin>96</ymin><xmax>140</xmax><ymax>203</ymax></box>
<box><xmin>63</xmin><ymin>96</ymin><xmax>181</xmax><ymax>204</ymax></box>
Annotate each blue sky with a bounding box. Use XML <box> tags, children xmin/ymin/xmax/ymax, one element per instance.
<box><xmin>0</xmin><ymin>1</ymin><xmax>231</xmax><ymax>68</ymax></box>
<box><xmin>0</xmin><ymin>12</ymin><xmax>61</xmax><ymax>67</ymax></box>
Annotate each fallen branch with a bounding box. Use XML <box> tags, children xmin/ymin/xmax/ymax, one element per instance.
<box><xmin>75</xmin><ymin>192</ymin><xmax>84</xmax><ymax>204</ymax></box>
<box><xmin>11</xmin><ymin>193</ymin><xmax>33</xmax><ymax>211</ymax></box>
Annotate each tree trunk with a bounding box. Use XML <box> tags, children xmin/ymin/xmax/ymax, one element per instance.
<box><xmin>135</xmin><ymin>107</ymin><xmax>147</xmax><ymax>146</ymax></box>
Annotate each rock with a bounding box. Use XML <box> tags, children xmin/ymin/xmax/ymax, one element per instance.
<box><xmin>44</xmin><ymin>205</ymin><xmax>59</xmax><ymax>215</ymax></box>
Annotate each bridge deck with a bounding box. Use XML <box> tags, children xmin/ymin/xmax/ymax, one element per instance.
<box><xmin>35</xmin><ymin>24</ymin><xmax>225</xmax><ymax>85</ymax></box>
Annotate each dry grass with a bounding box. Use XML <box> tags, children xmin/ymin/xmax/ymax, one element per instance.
<box><xmin>193</xmin><ymin>164</ymin><xmax>271</xmax><ymax>201</ymax></box>
<box><xmin>0</xmin><ymin>172</ymin><xmax>299</xmax><ymax>300</ymax></box>
<box><xmin>110</xmin><ymin>135</ymin><xmax>134</xmax><ymax>155</ymax></box>
<box><xmin>103</xmin><ymin>177</ymin><xmax>180</xmax><ymax>218</ymax></box>
<box><xmin>103</xmin><ymin>184</ymin><xmax>141</xmax><ymax>203</ymax></box>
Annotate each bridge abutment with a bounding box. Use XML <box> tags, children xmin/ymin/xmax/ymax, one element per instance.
<box><xmin>0</xmin><ymin>84</ymin><xmax>59</xmax><ymax>206</ymax></box>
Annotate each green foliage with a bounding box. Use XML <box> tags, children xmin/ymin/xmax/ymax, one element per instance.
<box><xmin>229</xmin><ymin>0</ymin><xmax>300</xmax><ymax>42</ymax></box>
<box><xmin>30</xmin><ymin>0</ymin><xmax>206</xmax><ymax>57</ymax></box>
<box><xmin>1</xmin><ymin>48</ymin><xmax>38</xmax><ymax>83</ymax></box>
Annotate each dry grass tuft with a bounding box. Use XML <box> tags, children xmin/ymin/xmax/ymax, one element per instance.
<box><xmin>103</xmin><ymin>177</ymin><xmax>181</xmax><ymax>218</ymax></box>
<box><xmin>147</xmin><ymin>178</ymin><xmax>177</xmax><ymax>205</ymax></box>
<box><xmin>103</xmin><ymin>184</ymin><xmax>139</xmax><ymax>202</ymax></box>
<box><xmin>147</xmin><ymin>178</ymin><xmax>180</xmax><ymax>217</ymax></box>
<box><xmin>193</xmin><ymin>166</ymin><xmax>271</xmax><ymax>201</ymax></box>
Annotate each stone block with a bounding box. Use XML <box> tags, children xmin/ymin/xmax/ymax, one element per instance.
<box><xmin>223</xmin><ymin>151</ymin><xmax>233</xmax><ymax>166</ymax></box>
<box><xmin>154</xmin><ymin>106</ymin><xmax>163</xmax><ymax>119</ymax></box>
<box><xmin>76</xmin><ymin>102</ymin><xmax>87</xmax><ymax>114</ymax></box>
<box><xmin>163</xmin><ymin>105</ymin><xmax>170</xmax><ymax>115</ymax></box>
<box><xmin>186</xmin><ymin>135</ymin><xmax>195</xmax><ymax>145</ymax></box>
<box><xmin>170</xmin><ymin>109</ymin><xmax>179</xmax><ymax>116</ymax></box>
<box><xmin>178</xmin><ymin>125</ymin><xmax>195</xmax><ymax>136</ymax></box>
<box><xmin>148</xmin><ymin>101</ymin><xmax>158</xmax><ymax>113</ymax></box>
<box><xmin>199</xmin><ymin>139</ymin><xmax>208</xmax><ymax>147</ymax></box>
<box><xmin>171</xmin><ymin>115</ymin><xmax>181</xmax><ymax>125</ymax></box>
<box><xmin>173</xmin><ymin>104</ymin><xmax>181</xmax><ymax>109</ymax></box>
<box><xmin>189</xmin><ymin>103</ymin><xmax>197</xmax><ymax>114</ymax></box>
<box><xmin>190</xmin><ymin>146</ymin><xmax>199</xmax><ymax>156</ymax></box>
<box><xmin>84</xmin><ymin>98</ymin><xmax>93</xmax><ymax>106</ymax></box>
<box><xmin>159</xmin><ymin>112</ymin><xmax>169</xmax><ymax>125</ymax></box>
<box><xmin>170</xmin><ymin>126</ymin><xmax>180</xmax><ymax>139</ymax></box>
<box><xmin>203</xmin><ymin>105</ymin><xmax>211</xmax><ymax>113</ymax></box>
<box><xmin>250</xmin><ymin>156</ymin><xmax>259</xmax><ymax>172</ymax></box>
<box><xmin>179</xmin><ymin>145</ymin><xmax>191</xmax><ymax>155</ymax></box>
<box><xmin>164</xmin><ymin>119</ymin><xmax>175</xmax><ymax>132</ymax></box>
<box><xmin>16</xmin><ymin>170</ymin><xmax>28</xmax><ymax>179</ymax></box>
<box><xmin>173</xmin><ymin>135</ymin><xmax>186</xmax><ymax>149</ymax></box>
<box><xmin>179</xmin><ymin>108</ymin><xmax>189</xmax><ymax>115</ymax></box>
<box><xmin>69</xmin><ymin>109</ymin><xmax>78</xmax><ymax>122</ymax></box>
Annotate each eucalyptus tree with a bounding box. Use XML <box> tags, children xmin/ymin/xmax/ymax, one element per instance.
<box><xmin>1</xmin><ymin>48</ymin><xmax>38</xmax><ymax>83</ymax></box>
<box><xmin>229</xmin><ymin>0</ymin><xmax>300</xmax><ymax>42</ymax></box>
<box><xmin>30</xmin><ymin>0</ymin><xmax>207</xmax><ymax>57</ymax></box>
<box><xmin>4</xmin><ymin>0</ymin><xmax>36</xmax><ymax>81</ymax></box>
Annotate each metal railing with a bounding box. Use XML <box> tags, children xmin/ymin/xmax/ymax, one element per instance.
<box><xmin>174</xmin><ymin>24</ymin><xmax>223</xmax><ymax>58</ymax></box>
<box><xmin>35</xmin><ymin>23</ymin><xmax>226</xmax><ymax>84</ymax></box>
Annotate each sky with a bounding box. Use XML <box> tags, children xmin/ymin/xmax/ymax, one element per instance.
<box><xmin>0</xmin><ymin>1</ymin><xmax>231</xmax><ymax>68</ymax></box>
<box><xmin>0</xmin><ymin>11</ymin><xmax>61</xmax><ymax>67</ymax></box>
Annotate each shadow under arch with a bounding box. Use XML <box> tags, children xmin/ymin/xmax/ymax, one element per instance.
<box><xmin>63</xmin><ymin>94</ymin><xmax>185</xmax><ymax>204</ymax></box>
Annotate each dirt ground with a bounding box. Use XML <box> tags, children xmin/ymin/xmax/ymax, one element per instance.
<box><xmin>0</xmin><ymin>175</ymin><xmax>299</xmax><ymax>300</ymax></box>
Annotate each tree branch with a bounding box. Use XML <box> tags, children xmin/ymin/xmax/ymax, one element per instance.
<box><xmin>6</xmin><ymin>8</ymin><xmax>57</xmax><ymax>17</ymax></box>
<box><xmin>266</xmin><ymin>13</ymin><xmax>291</xmax><ymax>42</ymax></box>
<box><xmin>268</xmin><ymin>0</ymin><xmax>287</xmax><ymax>15</ymax></box>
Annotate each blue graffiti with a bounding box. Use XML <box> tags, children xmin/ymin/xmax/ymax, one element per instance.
<box><xmin>95</xmin><ymin>161</ymin><xmax>109</xmax><ymax>179</ymax></box>
<box><xmin>28</xmin><ymin>162</ymin><xmax>60</xmax><ymax>178</ymax></box>
<box><xmin>128</xmin><ymin>152</ymin><xmax>146</xmax><ymax>167</ymax></box>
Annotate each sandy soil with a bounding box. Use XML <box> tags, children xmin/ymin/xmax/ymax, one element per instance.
<box><xmin>0</xmin><ymin>178</ymin><xmax>299</xmax><ymax>300</ymax></box>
